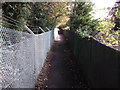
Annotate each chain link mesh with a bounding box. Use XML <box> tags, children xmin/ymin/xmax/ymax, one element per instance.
<box><xmin>0</xmin><ymin>26</ymin><xmax>54</xmax><ymax>89</ymax></box>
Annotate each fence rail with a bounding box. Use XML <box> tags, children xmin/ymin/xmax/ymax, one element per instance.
<box><xmin>0</xmin><ymin>26</ymin><xmax>54</xmax><ymax>89</ymax></box>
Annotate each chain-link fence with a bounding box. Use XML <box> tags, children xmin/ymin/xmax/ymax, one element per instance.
<box><xmin>0</xmin><ymin>26</ymin><xmax>54</xmax><ymax>89</ymax></box>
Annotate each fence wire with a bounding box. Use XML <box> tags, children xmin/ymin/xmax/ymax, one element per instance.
<box><xmin>0</xmin><ymin>26</ymin><xmax>54</xmax><ymax>89</ymax></box>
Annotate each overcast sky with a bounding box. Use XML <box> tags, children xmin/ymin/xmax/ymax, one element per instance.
<box><xmin>90</xmin><ymin>0</ymin><xmax>117</xmax><ymax>19</ymax></box>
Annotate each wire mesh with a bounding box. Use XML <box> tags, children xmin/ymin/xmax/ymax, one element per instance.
<box><xmin>0</xmin><ymin>26</ymin><xmax>54</xmax><ymax>89</ymax></box>
<box><xmin>0</xmin><ymin>26</ymin><xmax>35</xmax><ymax>89</ymax></box>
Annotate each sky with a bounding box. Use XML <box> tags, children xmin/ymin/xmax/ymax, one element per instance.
<box><xmin>90</xmin><ymin>0</ymin><xmax>117</xmax><ymax>19</ymax></box>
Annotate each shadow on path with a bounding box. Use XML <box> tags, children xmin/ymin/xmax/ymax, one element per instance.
<box><xmin>35</xmin><ymin>35</ymin><xmax>89</xmax><ymax>89</ymax></box>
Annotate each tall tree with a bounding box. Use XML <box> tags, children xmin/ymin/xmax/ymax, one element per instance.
<box><xmin>69</xmin><ymin>2</ymin><xmax>98</xmax><ymax>36</ymax></box>
<box><xmin>109</xmin><ymin>0</ymin><xmax>120</xmax><ymax>31</ymax></box>
<box><xmin>2</xmin><ymin>2</ymin><xmax>70</xmax><ymax>33</ymax></box>
<box><xmin>2</xmin><ymin>2</ymin><xmax>31</xmax><ymax>31</ymax></box>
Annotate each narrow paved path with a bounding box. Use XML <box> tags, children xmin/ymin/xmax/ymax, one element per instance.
<box><xmin>35</xmin><ymin>34</ymin><xmax>89</xmax><ymax>89</ymax></box>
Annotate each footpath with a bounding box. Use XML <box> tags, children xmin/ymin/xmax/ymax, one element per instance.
<box><xmin>35</xmin><ymin>34</ymin><xmax>89</xmax><ymax>89</ymax></box>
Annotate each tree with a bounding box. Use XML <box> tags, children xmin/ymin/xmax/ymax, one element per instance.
<box><xmin>109</xmin><ymin>0</ymin><xmax>120</xmax><ymax>31</ymax></box>
<box><xmin>2</xmin><ymin>2</ymin><xmax>31</xmax><ymax>31</ymax></box>
<box><xmin>69</xmin><ymin>2</ymin><xmax>99</xmax><ymax>37</ymax></box>
<box><xmin>95</xmin><ymin>0</ymin><xmax>120</xmax><ymax>49</ymax></box>
<box><xmin>95</xmin><ymin>19</ymin><xmax>119</xmax><ymax>48</ymax></box>
<box><xmin>2</xmin><ymin>2</ymin><xmax>70</xmax><ymax>33</ymax></box>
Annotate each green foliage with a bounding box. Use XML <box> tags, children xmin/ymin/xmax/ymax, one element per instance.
<box><xmin>95</xmin><ymin>19</ymin><xmax>119</xmax><ymax>48</ymax></box>
<box><xmin>94</xmin><ymin>1</ymin><xmax>120</xmax><ymax>49</ymax></box>
<box><xmin>96</xmin><ymin>20</ymin><xmax>115</xmax><ymax>32</ymax></box>
<box><xmin>2</xmin><ymin>2</ymin><xmax>70</xmax><ymax>33</ymax></box>
<box><xmin>69</xmin><ymin>2</ymin><xmax>99</xmax><ymax>36</ymax></box>
<box><xmin>2</xmin><ymin>2</ymin><xmax>31</xmax><ymax>31</ymax></box>
<box><xmin>69</xmin><ymin>1</ymin><xmax>119</xmax><ymax>49</ymax></box>
<box><xmin>115</xmin><ymin>8</ymin><xmax>120</xmax><ymax>30</ymax></box>
<box><xmin>110</xmin><ymin>1</ymin><xmax>120</xmax><ymax>31</ymax></box>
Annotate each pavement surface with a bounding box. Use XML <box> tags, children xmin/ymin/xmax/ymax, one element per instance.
<box><xmin>35</xmin><ymin>34</ymin><xmax>89</xmax><ymax>89</ymax></box>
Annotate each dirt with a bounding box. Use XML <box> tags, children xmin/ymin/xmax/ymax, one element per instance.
<box><xmin>35</xmin><ymin>35</ymin><xmax>89</xmax><ymax>89</ymax></box>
